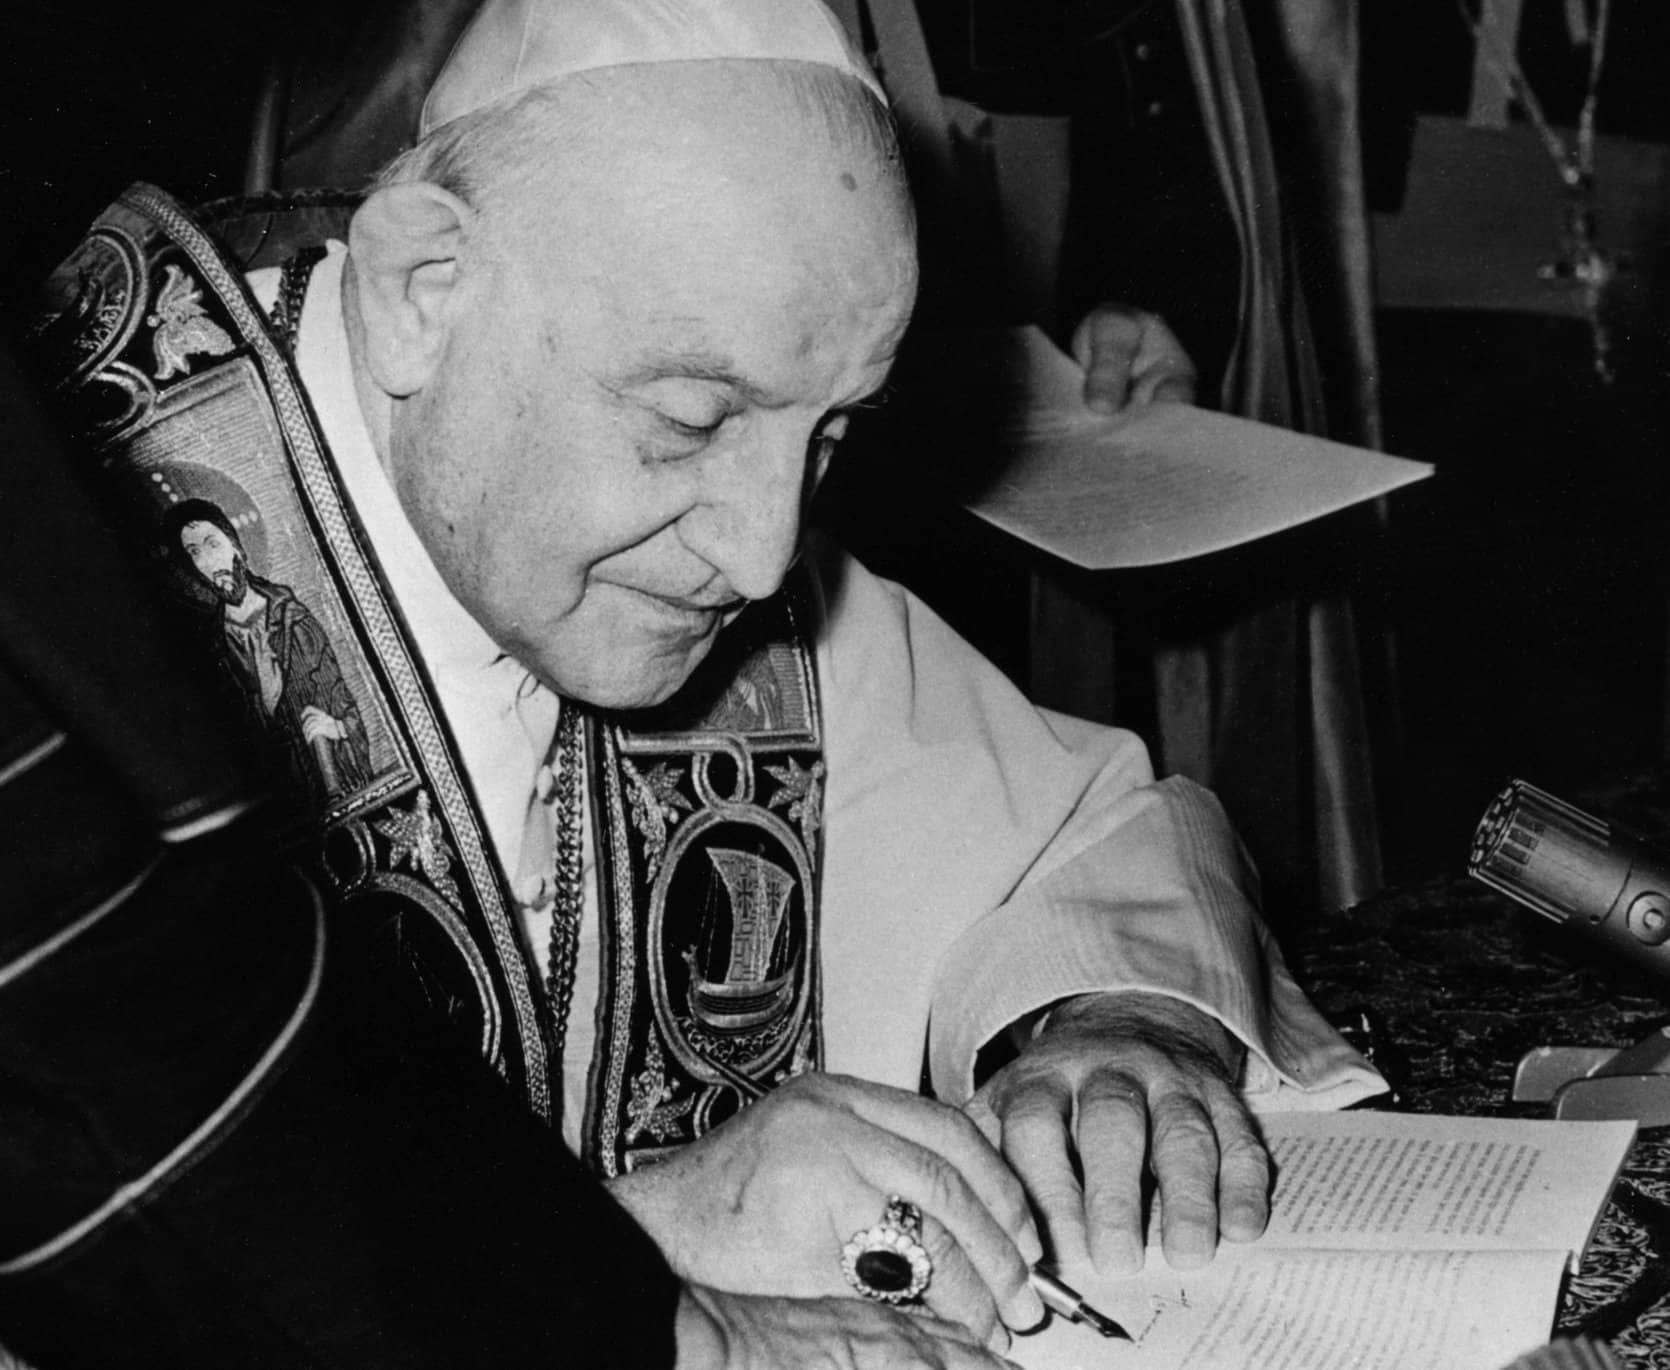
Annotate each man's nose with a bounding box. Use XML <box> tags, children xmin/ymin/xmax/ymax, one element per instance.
<box><xmin>683</xmin><ymin>425</ymin><xmax>810</xmax><ymax>601</ymax></box>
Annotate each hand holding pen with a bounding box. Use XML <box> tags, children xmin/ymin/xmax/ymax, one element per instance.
<box><xmin>841</xmin><ymin>1194</ymin><xmax>1130</xmax><ymax>1342</ymax></box>
<box><xmin>1030</xmin><ymin>1267</ymin><xmax>1132</xmax><ymax>1341</ymax></box>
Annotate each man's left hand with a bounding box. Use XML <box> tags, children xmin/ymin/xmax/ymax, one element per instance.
<box><xmin>966</xmin><ymin>992</ymin><xmax>1269</xmax><ymax>1276</ymax></box>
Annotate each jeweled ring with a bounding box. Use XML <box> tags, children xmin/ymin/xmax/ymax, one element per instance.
<box><xmin>840</xmin><ymin>1195</ymin><xmax>933</xmax><ymax>1304</ymax></box>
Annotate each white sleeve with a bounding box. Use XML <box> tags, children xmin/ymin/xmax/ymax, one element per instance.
<box><xmin>807</xmin><ymin>535</ymin><xmax>1384</xmax><ymax>1112</ymax></box>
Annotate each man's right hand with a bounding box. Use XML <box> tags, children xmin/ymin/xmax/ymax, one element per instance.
<box><xmin>674</xmin><ymin>1284</ymin><xmax>1021</xmax><ymax>1370</ymax></box>
<box><xmin>606</xmin><ymin>1073</ymin><xmax>1046</xmax><ymax>1350</ymax></box>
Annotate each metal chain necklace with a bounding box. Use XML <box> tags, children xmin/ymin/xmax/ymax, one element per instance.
<box><xmin>543</xmin><ymin>703</ymin><xmax>587</xmax><ymax>1070</ymax></box>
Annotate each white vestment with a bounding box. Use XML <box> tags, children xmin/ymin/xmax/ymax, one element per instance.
<box><xmin>260</xmin><ymin>246</ymin><xmax>1383</xmax><ymax>1151</ymax></box>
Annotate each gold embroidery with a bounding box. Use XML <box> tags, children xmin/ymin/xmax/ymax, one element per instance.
<box><xmin>621</xmin><ymin>757</ymin><xmax>693</xmax><ymax>882</ymax></box>
<box><xmin>146</xmin><ymin>264</ymin><xmax>234</xmax><ymax>379</ymax></box>
<box><xmin>766</xmin><ymin>757</ymin><xmax>824</xmax><ymax>860</ymax></box>
<box><xmin>374</xmin><ymin>790</ymin><xmax>463</xmax><ymax>910</ymax></box>
<box><xmin>624</xmin><ymin>1036</ymin><xmax>695</xmax><ymax>1145</ymax></box>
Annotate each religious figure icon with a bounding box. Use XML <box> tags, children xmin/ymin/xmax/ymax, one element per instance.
<box><xmin>161</xmin><ymin>496</ymin><xmax>371</xmax><ymax>803</ymax></box>
<box><xmin>705</xmin><ymin>653</ymin><xmax>787</xmax><ymax>733</ymax></box>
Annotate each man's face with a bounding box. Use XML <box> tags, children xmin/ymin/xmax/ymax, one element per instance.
<box><xmin>180</xmin><ymin>519</ymin><xmax>249</xmax><ymax>606</ymax></box>
<box><xmin>382</xmin><ymin>65</ymin><xmax>917</xmax><ymax>708</ymax></box>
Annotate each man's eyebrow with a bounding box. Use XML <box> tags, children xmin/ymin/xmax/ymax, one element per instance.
<box><xmin>611</xmin><ymin>350</ymin><xmax>774</xmax><ymax>406</ymax></box>
<box><xmin>609</xmin><ymin>343</ymin><xmax>899</xmax><ymax>411</ymax></box>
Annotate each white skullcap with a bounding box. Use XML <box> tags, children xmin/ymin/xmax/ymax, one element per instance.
<box><xmin>420</xmin><ymin>0</ymin><xmax>885</xmax><ymax>137</ymax></box>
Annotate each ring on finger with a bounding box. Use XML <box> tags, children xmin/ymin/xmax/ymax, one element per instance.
<box><xmin>841</xmin><ymin>1195</ymin><xmax>933</xmax><ymax>1304</ymax></box>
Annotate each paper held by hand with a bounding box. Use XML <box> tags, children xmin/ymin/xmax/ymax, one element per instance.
<box><xmin>958</xmin><ymin>327</ymin><xmax>1432</xmax><ymax>570</ymax></box>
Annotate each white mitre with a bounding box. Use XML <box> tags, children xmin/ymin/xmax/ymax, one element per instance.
<box><xmin>420</xmin><ymin>0</ymin><xmax>886</xmax><ymax>135</ymax></box>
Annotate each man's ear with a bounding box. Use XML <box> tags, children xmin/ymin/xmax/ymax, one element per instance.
<box><xmin>346</xmin><ymin>182</ymin><xmax>475</xmax><ymax>397</ymax></box>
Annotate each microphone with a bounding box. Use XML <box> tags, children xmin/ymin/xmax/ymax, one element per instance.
<box><xmin>1469</xmin><ymin>779</ymin><xmax>1670</xmax><ymax>977</ymax></box>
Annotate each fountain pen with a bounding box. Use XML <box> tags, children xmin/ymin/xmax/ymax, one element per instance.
<box><xmin>1029</xmin><ymin>1268</ymin><xmax>1132</xmax><ymax>1341</ymax></box>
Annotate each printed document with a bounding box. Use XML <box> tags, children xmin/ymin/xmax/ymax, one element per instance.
<box><xmin>956</xmin><ymin>327</ymin><xmax>1431</xmax><ymax>569</ymax></box>
<box><xmin>1014</xmin><ymin>1112</ymin><xmax>1635</xmax><ymax>1370</ymax></box>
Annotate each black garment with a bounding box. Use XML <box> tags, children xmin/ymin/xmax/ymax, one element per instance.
<box><xmin>0</xmin><ymin>334</ymin><xmax>679</xmax><ymax>1368</ymax></box>
<box><xmin>916</xmin><ymin>0</ymin><xmax>1241</xmax><ymax>384</ymax></box>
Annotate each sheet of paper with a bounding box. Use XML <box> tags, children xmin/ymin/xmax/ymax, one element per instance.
<box><xmin>1014</xmin><ymin>1247</ymin><xmax>1568</xmax><ymax>1370</ymax></box>
<box><xmin>1248</xmin><ymin>1112</ymin><xmax>1636</xmax><ymax>1268</ymax></box>
<box><xmin>1011</xmin><ymin>1113</ymin><xmax>1634</xmax><ymax>1370</ymax></box>
<box><xmin>954</xmin><ymin>327</ymin><xmax>1432</xmax><ymax>569</ymax></box>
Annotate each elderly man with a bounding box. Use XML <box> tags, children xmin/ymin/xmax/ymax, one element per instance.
<box><xmin>18</xmin><ymin>0</ymin><xmax>1380</xmax><ymax>1365</ymax></box>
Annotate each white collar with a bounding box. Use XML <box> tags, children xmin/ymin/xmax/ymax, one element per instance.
<box><xmin>292</xmin><ymin>243</ymin><xmax>561</xmax><ymax>886</ymax></box>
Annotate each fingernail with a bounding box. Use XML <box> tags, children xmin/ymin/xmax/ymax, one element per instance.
<box><xmin>987</xmin><ymin>1322</ymin><xmax>1013</xmax><ymax>1355</ymax></box>
<box><xmin>1221</xmin><ymin>1202</ymin><xmax>1267</xmax><ymax>1242</ymax></box>
<box><xmin>1012</xmin><ymin>1283</ymin><xmax>1047</xmax><ymax>1329</ymax></box>
<box><xmin>1165</xmin><ymin>1232</ymin><xmax>1215</xmax><ymax>1271</ymax></box>
<box><xmin>1090</xmin><ymin>1231</ymin><xmax>1145</xmax><ymax>1277</ymax></box>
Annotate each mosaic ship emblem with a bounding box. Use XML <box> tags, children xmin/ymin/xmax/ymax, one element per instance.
<box><xmin>687</xmin><ymin>847</ymin><xmax>797</xmax><ymax>1033</ymax></box>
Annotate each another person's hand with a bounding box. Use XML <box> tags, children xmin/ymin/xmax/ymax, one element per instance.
<box><xmin>606</xmin><ymin>1072</ymin><xmax>1047</xmax><ymax>1349</ymax></box>
<box><xmin>674</xmin><ymin>1284</ymin><xmax>1020</xmax><ymax>1370</ymax></box>
<box><xmin>966</xmin><ymin>992</ymin><xmax>1268</xmax><ymax>1276</ymax></box>
<box><xmin>1070</xmin><ymin>304</ymin><xmax>1198</xmax><ymax>414</ymax></box>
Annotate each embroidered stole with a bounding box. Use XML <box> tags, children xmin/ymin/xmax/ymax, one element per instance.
<box><xmin>30</xmin><ymin>183</ymin><xmax>826</xmax><ymax>1170</ymax></box>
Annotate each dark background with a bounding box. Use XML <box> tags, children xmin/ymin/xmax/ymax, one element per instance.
<box><xmin>1358</xmin><ymin>2</ymin><xmax>1670</xmax><ymax>881</ymax></box>
<box><xmin>4</xmin><ymin>3</ymin><xmax>300</xmax><ymax>294</ymax></box>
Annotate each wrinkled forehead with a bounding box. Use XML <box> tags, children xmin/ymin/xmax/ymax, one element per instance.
<box><xmin>448</xmin><ymin>60</ymin><xmax>918</xmax><ymax>398</ymax></box>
